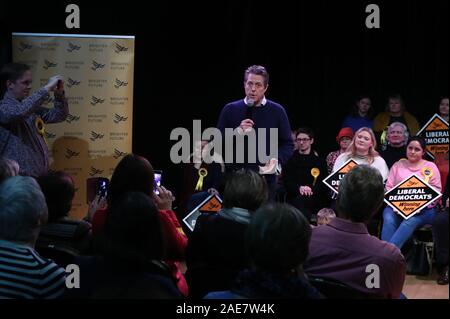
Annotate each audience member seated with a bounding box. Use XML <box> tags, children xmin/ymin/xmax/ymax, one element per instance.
<box><xmin>379</xmin><ymin>122</ymin><xmax>408</xmax><ymax>168</ymax></box>
<box><xmin>90</xmin><ymin>154</ymin><xmax>189</xmax><ymax>296</ymax></box>
<box><xmin>433</xmin><ymin>176</ymin><xmax>449</xmax><ymax>285</ymax></box>
<box><xmin>437</xmin><ymin>96</ymin><xmax>449</xmax><ymax>123</ymax></box>
<box><xmin>333</xmin><ymin>127</ymin><xmax>389</xmax><ymax>182</ymax></box>
<box><xmin>67</xmin><ymin>192</ymin><xmax>183</xmax><ymax>298</ymax></box>
<box><xmin>381</xmin><ymin>137</ymin><xmax>442</xmax><ymax>249</ymax></box>
<box><xmin>291</xmin><ymin>128</ymin><xmax>299</xmax><ymax>152</ymax></box>
<box><xmin>179</xmin><ymin>139</ymin><xmax>225</xmax><ymax>219</ymax></box>
<box><xmin>205</xmin><ymin>203</ymin><xmax>323</xmax><ymax>299</ymax></box>
<box><xmin>0</xmin><ymin>176</ymin><xmax>66</xmax><ymax>298</ymax></box>
<box><xmin>304</xmin><ymin>165</ymin><xmax>406</xmax><ymax>299</ymax></box>
<box><xmin>36</xmin><ymin>171</ymin><xmax>92</xmax><ymax>255</ymax></box>
<box><xmin>373</xmin><ymin>94</ymin><xmax>420</xmax><ymax>147</ymax></box>
<box><xmin>326</xmin><ymin>127</ymin><xmax>353</xmax><ymax>174</ymax></box>
<box><xmin>0</xmin><ymin>157</ymin><xmax>19</xmax><ymax>183</ymax></box>
<box><xmin>342</xmin><ymin>95</ymin><xmax>374</xmax><ymax>133</ymax></box>
<box><xmin>185</xmin><ymin>169</ymin><xmax>268</xmax><ymax>298</ymax></box>
<box><xmin>283</xmin><ymin>127</ymin><xmax>329</xmax><ymax>220</ymax></box>
<box><xmin>316</xmin><ymin>208</ymin><xmax>336</xmax><ymax>226</ymax></box>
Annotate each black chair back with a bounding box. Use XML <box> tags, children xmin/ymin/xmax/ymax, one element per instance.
<box><xmin>35</xmin><ymin>244</ymin><xmax>78</xmax><ymax>267</ymax></box>
<box><xmin>309</xmin><ymin>276</ymin><xmax>381</xmax><ymax>299</ymax></box>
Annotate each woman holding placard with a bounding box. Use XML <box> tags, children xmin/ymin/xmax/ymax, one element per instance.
<box><xmin>381</xmin><ymin>137</ymin><xmax>442</xmax><ymax>249</ymax></box>
<box><xmin>332</xmin><ymin>127</ymin><xmax>389</xmax><ymax>182</ymax></box>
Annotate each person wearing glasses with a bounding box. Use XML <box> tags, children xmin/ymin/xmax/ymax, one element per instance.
<box><xmin>283</xmin><ymin>127</ymin><xmax>329</xmax><ymax>221</ymax></box>
<box><xmin>217</xmin><ymin>65</ymin><xmax>294</xmax><ymax>200</ymax></box>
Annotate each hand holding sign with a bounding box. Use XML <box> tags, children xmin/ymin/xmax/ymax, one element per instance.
<box><xmin>299</xmin><ymin>186</ymin><xmax>313</xmax><ymax>196</ymax></box>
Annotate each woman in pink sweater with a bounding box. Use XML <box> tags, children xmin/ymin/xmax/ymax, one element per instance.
<box><xmin>381</xmin><ymin>137</ymin><xmax>442</xmax><ymax>248</ymax></box>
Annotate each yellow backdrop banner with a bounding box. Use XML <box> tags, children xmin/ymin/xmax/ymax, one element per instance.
<box><xmin>12</xmin><ymin>33</ymin><xmax>135</xmax><ymax>219</ymax></box>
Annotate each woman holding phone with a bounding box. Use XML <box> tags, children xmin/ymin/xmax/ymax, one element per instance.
<box><xmin>90</xmin><ymin>154</ymin><xmax>189</xmax><ymax>296</ymax></box>
<box><xmin>381</xmin><ymin>137</ymin><xmax>442</xmax><ymax>249</ymax></box>
<box><xmin>0</xmin><ymin>62</ymin><xmax>68</xmax><ymax>177</ymax></box>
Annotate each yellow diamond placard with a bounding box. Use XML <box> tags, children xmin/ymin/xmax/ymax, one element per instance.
<box><xmin>384</xmin><ymin>175</ymin><xmax>442</xmax><ymax>219</ymax></box>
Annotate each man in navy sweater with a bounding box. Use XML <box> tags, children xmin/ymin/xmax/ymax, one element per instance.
<box><xmin>216</xmin><ymin>65</ymin><xmax>293</xmax><ymax>199</ymax></box>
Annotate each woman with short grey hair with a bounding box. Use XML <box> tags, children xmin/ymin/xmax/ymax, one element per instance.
<box><xmin>0</xmin><ymin>176</ymin><xmax>66</xmax><ymax>299</ymax></box>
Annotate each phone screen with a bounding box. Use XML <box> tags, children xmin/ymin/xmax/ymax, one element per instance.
<box><xmin>98</xmin><ymin>179</ymin><xmax>108</xmax><ymax>198</ymax></box>
<box><xmin>154</xmin><ymin>170</ymin><xmax>162</xmax><ymax>195</ymax></box>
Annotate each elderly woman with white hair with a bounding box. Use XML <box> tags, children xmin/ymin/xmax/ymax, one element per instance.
<box><xmin>379</xmin><ymin>122</ymin><xmax>409</xmax><ymax>168</ymax></box>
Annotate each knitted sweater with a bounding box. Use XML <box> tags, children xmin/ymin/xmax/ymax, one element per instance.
<box><xmin>216</xmin><ymin>99</ymin><xmax>294</xmax><ymax>171</ymax></box>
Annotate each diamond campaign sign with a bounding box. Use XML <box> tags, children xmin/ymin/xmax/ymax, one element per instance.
<box><xmin>384</xmin><ymin>174</ymin><xmax>442</xmax><ymax>220</ymax></box>
<box><xmin>182</xmin><ymin>194</ymin><xmax>222</xmax><ymax>232</ymax></box>
<box><xmin>323</xmin><ymin>159</ymin><xmax>358</xmax><ymax>194</ymax></box>
<box><xmin>416</xmin><ymin>114</ymin><xmax>449</xmax><ymax>159</ymax></box>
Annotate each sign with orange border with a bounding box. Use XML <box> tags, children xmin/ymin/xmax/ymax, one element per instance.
<box><xmin>384</xmin><ymin>174</ymin><xmax>442</xmax><ymax>220</ymax></box>
<box><xmin>182</xmin><ymin>194</ymin><xmax>222</xmax><ymax>232</ymax></box>
<box><xmin>323</xmin><ymin>159</ymin><xmax>358</xmax><ymax>194</ymax></box>
<box><xmin>417</xmin><ymin>114</ymin><xmax>449</xmax><ymax>159</ymax></box>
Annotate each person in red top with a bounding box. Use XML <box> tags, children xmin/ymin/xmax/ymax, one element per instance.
<box><xmin>89</xmin><ymin>154</ymin><xmax>188</xmax><ymax>296</ymax></box>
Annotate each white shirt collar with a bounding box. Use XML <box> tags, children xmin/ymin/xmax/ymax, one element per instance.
<box><xmin>244</xmin><ymin>96</ymin><xmax>267</xmax><ymax>106</ymax></box>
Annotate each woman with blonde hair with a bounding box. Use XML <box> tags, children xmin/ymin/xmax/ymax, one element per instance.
<box><xmin>332</xmin><ymin>127</ymin><xmax>389</xmax><ymax>181</ymax></box>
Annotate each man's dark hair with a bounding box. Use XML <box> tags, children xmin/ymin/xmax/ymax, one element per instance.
<box><xmin>297</xmin><ymin>127</ymin><xmax>314</xmax><ymax>139</ymax></box>
<box><xmin>37</xmin><ymin>171</ymin><xmax>75</xmax><ymax>222</ymax></box>
<box><xmin>244</xmin><ymin>65</ymin><xmax>269</xmax><ymax>87</ymax></box>
<box><xmin>107</xmin><ymin>154</ymin><xmax>155</xmax><ymax>206</ymax></box>
<box><xmin>336</xmin><ymin>165</ymin><xmax>384</xmax><ymax>223</ymax></box>
<box><xmin>246</xmin><ymin>203</ymin><xmax>311</xmax><ymax>273</ymax></box>
<box><xmin>222</xmin><ymin>169</ymin><xmax>268</xmax><ymax>212</ymax></box>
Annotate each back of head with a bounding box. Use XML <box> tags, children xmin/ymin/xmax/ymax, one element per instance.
<box><xmin>222</xmin><ymin>169</ymin><xmax>268</xmax><ymax>212</ymax></box>
<box><xmin>0</xmin><ymin>176</ymin><xmax>48</xmax><ymax>244</ymax></box>
<box><xmin>337</xmin><ymin>165</ymin><xmax>384</xmax><ymax>223</ymax></box>
<box><xmin>100</xmin><ymin>191</ymin><xmax>164</xmax><ymax>264</ymax></box>
<box><xmin>247</xmin><ymin>203</ymin><xmax>311</xmax><ymax>273</ymax></box>
<box><xmin>316</xmin><ymin>208</ymin><xmax>336</xmax><ymax>225</ymax></box>
<box><xmin>37</xmin><ymin>171</ymin><xmax>75</xmax><ymax>222</ymax></box>
<box><xmin>107</xmin><ymin>154</ymin><xmax>154</xmax><ymax>206</ymax></box>
<box><xmin>0</xmin><ymin>157</ymin><xmax>19</xmax><ymax>183</ymax></box>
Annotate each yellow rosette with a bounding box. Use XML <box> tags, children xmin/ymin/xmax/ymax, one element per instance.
<box><xmin>195</xmin><ymin>168</ymin><xmax>208</xmax><ymax>191</ymax></box>
<box><xmin>311</xmin><ymin>167</ymin><xmax>320</xmax><ymax>186</ymax></box>
<box><xmin>422</xmin><ymin>167</ymin><xmax>433</xmax><ymax>183</ymax></box>
<box><xmin>35</xmin><ymin>117</ymin><xmax>47</xmax><ymax>146</ymax></box>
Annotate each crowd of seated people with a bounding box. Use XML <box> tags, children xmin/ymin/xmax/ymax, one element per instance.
<box><xmin>0</xmin><ymin>93</ymin><xmax>448</xmax><ymax>300</ymax></box>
